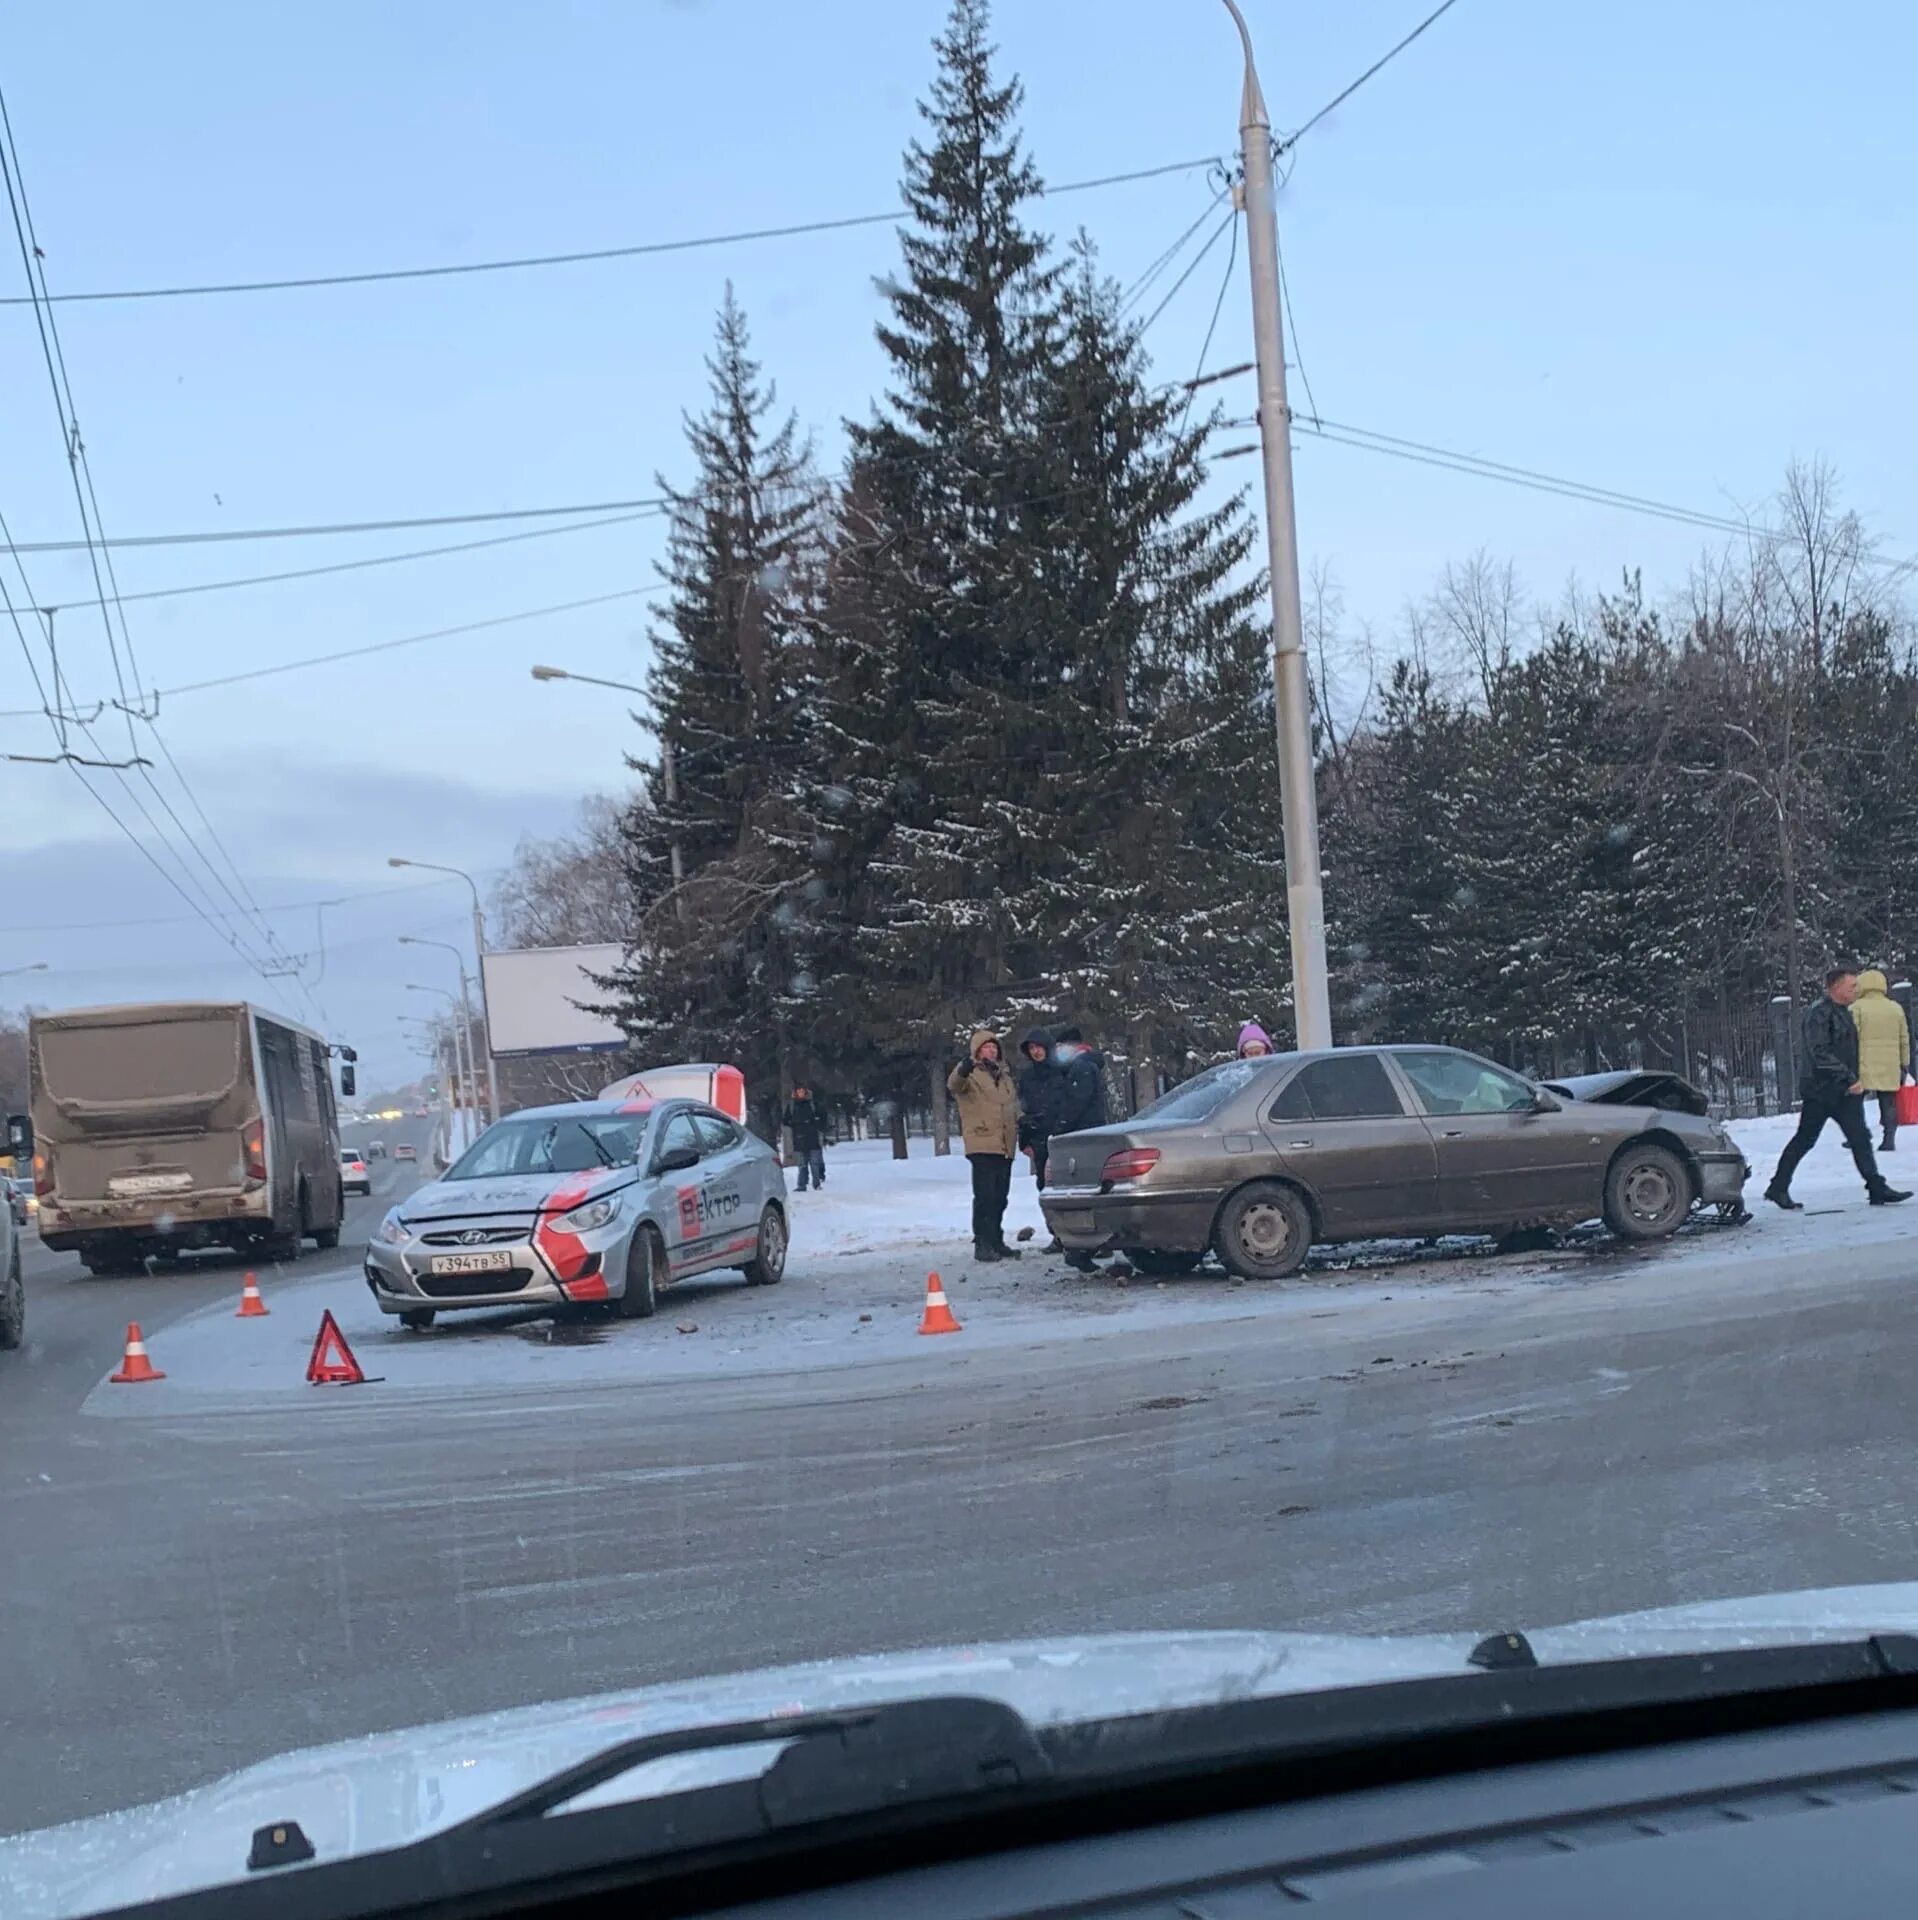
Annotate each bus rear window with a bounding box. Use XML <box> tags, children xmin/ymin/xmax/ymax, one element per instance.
<box><xmin>37</xmin><ymin>1015</ymin><xmax>243</xmax><ymax>1108</ymax></box>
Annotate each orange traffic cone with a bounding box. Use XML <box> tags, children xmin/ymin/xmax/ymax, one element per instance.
<box><xmin>110</xmin><ymin>1322</ymin><xmax>165</xmax><ymax>1383</ymax></box>
<box><xmin>917</xmin><ymin>1271</ymin><xmax>962</xmax><ymax>1337</ymax></box>
<box><xmin>236</xmin><ymin>1272</ymin><xmax>269</xmax><ymax>1318</ymax></box>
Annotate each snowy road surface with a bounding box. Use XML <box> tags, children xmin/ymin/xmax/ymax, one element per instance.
<box><xmin>6</xmin><ymin>1112</ymin><xmax>1918</xmax><ymax>1836</ymax></box>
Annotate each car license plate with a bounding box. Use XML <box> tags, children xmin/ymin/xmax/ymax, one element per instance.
<box><xmin>429</xmin><ymin>1251</ymin><xmax>513</xmax><ymax>1277</ymax></box>
<box><xmin>108</xmin><ymin>1171</ymin><xmax>192</xmax><ymax>1196</ymax></box>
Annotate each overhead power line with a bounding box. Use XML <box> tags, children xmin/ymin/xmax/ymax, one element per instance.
<box><xmin>5</xmin><ymin>494</ymin><xmax>672</xmax><ymax>555</ymax></box>
<box><xmin>1278</xmin><ymin>0</ymin><xmax>1466</xmax><ymax>155</ymax></box>
<box><xmin>38</xmin><ymin>508</ymin><xmax>668</xmax><ymax>613</ymax></box>
<box><xmin>148</xmin><ymin>585</ymin><xmax>665</xmax><ymax>700</ymax></box>
<box><xmin>0</xmin><ymin>155</ymin><xmax>1224</xmax><ymax>308</ymax></box>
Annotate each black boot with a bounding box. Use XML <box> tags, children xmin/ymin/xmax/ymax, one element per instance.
<box><xmin>1063</xmin><ymin>1249</ymin><xmax>1096</xmax><ymax>1272</ymax></box>
<box><xmin>994</xmin><ymin>1243</ymin><xmax>1022</xmax><ymax>1260</ymax></box>
<box><xmin>974</xmin><ymin>1239</ymin><xmax>1003</xmax><ymax>1262</ymax></box>
<box><xmin>1870</xmin><ymin>1184</ymin><xmax>1912</xmax><ymax>1205</ymax></box>
<box><xmin>1764</xmin><ymin>1183</ymin><xmax>1802</xmax><ymax>1211</ymax></box>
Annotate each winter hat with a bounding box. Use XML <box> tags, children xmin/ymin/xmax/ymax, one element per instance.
<box><xmin>1237</xmin><ymin>1021</ymin><xmax>1273</xmax><ymax>1056</ymax></box>
<box><xmin>1055</xmin><ymin>1025</ymin><xmax>1084</xmax><ymax>1045</ymax></box>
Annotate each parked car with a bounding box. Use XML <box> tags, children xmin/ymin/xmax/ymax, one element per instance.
<box><xmin>1039</xmin><ymin>1045</ymin><xmax>1749</xmax><ymax>1281</ymax></box>
<box><xmin>394</xmin><ymin>1142</ymin><xmax>418</xmax><ymax>1163</ymax></box>
<box><xmin>364</xmin><ymin>1098</ymin><xmax>787</xmax><ymax>1330</ymax></box>
<box><xmin>365</xmin><ymin>1140</ymin><xmax>387</xmax><ymax>1160</ymax></box>
<box><xmin>339</xmin><ymin>1148</ymin><xmax>372</xmax><ymax>1197</ymax></box>
<box><xmin>2</xmin><ymin>1175</ymin><xmax>26</xmax><ymax>1227</ymax></box>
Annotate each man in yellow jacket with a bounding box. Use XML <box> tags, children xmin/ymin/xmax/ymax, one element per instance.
<box><xmin>948</xmin><ymin>1028</ymin><xmax>1020</xmax><ymax>1262</ymax></box>
<box><xmin>1853</xmin><ymin>969</ymin><xmax>1912</xmax><ymax>1151</ymax></box>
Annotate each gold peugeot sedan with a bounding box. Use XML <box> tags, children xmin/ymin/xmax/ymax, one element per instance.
<box><xmin>1039</xmin><ymin>1045</ymin><xmax>1748</xmax><ymax>1280</ymax></box>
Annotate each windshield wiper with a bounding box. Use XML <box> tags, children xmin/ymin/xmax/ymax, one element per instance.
<box><xmin>137</xmin><ymin>1640</ymin><xmax>1918</xmax><ymax>1920</ymax></box>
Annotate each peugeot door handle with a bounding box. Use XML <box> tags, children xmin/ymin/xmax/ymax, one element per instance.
<box><xmin>1441</xmin><ymin>1129</ymin><xmax>1466</xmax><ymax>1138</ymax></box>
<box><xmin>1286</xmin><ymin>1140</ymin><xmax>1313</xmax><ymax>1150</ymax></box>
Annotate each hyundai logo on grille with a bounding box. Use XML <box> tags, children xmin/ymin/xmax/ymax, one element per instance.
<box><xmin>459</xmin><ymin>1229</ymin><xmax>488</xmax><ymax>1246</ymax></box>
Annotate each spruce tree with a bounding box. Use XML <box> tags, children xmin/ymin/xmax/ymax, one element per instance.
<box><xmin>605</xmin><ymin>287</ymin><xmax>820</xmax><ymax>1126</ymax></box>
<box><xmin>796</xmin><ymin>0</ymin><xmax>1064</xmax><ymax>1134</ymax></box>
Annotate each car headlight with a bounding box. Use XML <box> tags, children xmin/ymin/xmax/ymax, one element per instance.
<box><xmin>555</xmin><ymin>1194</ymin><xmax>621</xmax><ymax>1234</ymax></box>
<box><xmin>376</xmin><ymin>1210</ymin><xmax>409</xmax><ymax>1246</ymax></box>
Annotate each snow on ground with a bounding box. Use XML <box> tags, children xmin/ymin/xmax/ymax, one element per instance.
<box><xmin>83</xmin><ymin>1121</ymin><xmax>1918</xmax><ymax>1413</ymax></box>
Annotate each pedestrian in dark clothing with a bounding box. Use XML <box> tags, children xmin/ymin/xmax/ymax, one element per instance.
<box><xmin>1049</xmin><ymin>1027</ymin><xmax>1109</xmax><ymax>1271</ymax></box>
<box><xmin>1016</xmin><ymin>1029</ymin><xmax>1060</xmax><ymax>1186</ymax></box>
<box><xmin>783</xmin><ymin>1086</ymin><xmax>826</xmax><ymax>1192</ymax></box>
<box><xmin>1050</xmin><ymin>1027</ymin><xmax>1108</xmax><ymax>1138</ymax></box>
<box><xmin>1767</xmin><ymin>966</ymin><xmax>1912</xmax><ymax>1209</ymax></box>
<box><xmin>948</xmin><ymin>1029</ymin><xmax>1021</xmax><ymax>1261</ymax></box>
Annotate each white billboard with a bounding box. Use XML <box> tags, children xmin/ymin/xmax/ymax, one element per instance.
<box><xmin>480</xmin><ymin>944</ymin><xmax>626</xmax><ymax>1058</ymax></box>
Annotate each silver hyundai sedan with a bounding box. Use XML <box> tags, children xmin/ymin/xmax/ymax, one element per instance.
<box><xmin>363</xmin><ymin>1097</ymin><xmax>787</xmax><ymax>1329</ymax></box>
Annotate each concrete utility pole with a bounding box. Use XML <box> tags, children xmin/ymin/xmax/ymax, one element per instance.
<box><xmin>1221</xmin><ymin>0</ymin><xmax>1332</xmax><ymax>1050</ymax></box>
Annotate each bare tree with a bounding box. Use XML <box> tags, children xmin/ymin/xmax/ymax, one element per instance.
<box><xmin>490</xmin><ymin>794</ymin><xmax>635</xmax><ymax>949</ymax></box>
<box><xmin>1430</xmin><ymin>550</ymin><xmax>1522</xmax><ymax>712</ymax></box>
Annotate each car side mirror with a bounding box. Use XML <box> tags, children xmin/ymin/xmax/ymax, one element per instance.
<box><xmin>1530</xmin><ymin>1089</ymin><xmax>1561</xmax><ymax>1114</ymax></box>
<box><xmin>655</xmin><ymin>1145</ymin><xmax>700</xmax><ymax>1175</ymax></box>
<box><xmin>5</xmin><ymin>1114</ymin><xmax>29</xmax><ymax>1160</ymax></box>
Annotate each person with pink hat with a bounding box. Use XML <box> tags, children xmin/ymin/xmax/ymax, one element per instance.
<box><xmin>1237</xmin><ymin>1021</ymin><xmax>1274</xmax><ymax>1059</ymax></box>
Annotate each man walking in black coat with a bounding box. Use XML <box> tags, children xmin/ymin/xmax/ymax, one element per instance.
<box><xmin>783</xmin><ymin>1086</ymin><xmax>826</xmax><ymax>1192</ymax></box>
<box><xmin>1768</xmin><ymin>965</ymin><xmax>1912</xmax><ymax>1209</ymax></box>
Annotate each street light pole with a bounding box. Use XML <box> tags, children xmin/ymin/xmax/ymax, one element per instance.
<box><xmin>532</xmin><ymin>665</ymin><xmax>687</xmax><ymax>924</ymax></box>
<box><xmin>406</xmin><ymin>984</ymin><xmax>473</xmax><ymax>1118</ymax></box>
<box><xmin>388</xmin><ymin>857</ymin><xmax>503</xmax><ymax>1118</ymax></box>
<box><xmin>1220</xmin><ymin>0</ymin><xmax>1333</xmax><ymax>1051</ymax></box>
<box><xmin>399</xmin><ymin>938</ymin><xmax>480</xmax><ymax>1116</ymax></box>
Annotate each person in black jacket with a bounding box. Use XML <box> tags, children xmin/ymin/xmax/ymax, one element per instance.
<box><xmin>1016</xmin><ymin>1029</ymin><xmax>1061</xmax><ymax>1186</ymax></box>
<box><xmin>1767</xmin><ymin>966</ymin><xmax>1911</xmax><ymax>1209</ymax></box>
<box><xmin>783</xmin><ymin>1086</ymin><xmax>826</xmax><ymax>1192</ymax></box>
<box><xmin>1051</xmin><ymin>1027</ymin><xmax>1108</xmax><ymax>1138</ymax></box>
<box><xmin>1049</xmin><ymin>1027</ymin><xmax>1109</xmax><ymax>1271</ymax></box>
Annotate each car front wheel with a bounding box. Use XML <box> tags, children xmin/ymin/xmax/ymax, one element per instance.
<box><xmin>399</xmin><ymin>1308</ymin><xmax>436</xmax><ymax>1332</ymax></box>
<box><xmin>1604</xmin><ymin>1142</ymin><xmax>1692</xmax><ymax>1242</ymax></box>
<box><xmin>743</xmin><ymin>1204</ymin><xmax>787</xmax><ymax>1285</ymax></box>
<box><xmin>618</xmin><ymin>1226</ymin><xmax>662</xmax><ymax>1319</ymax></box>
<box><xmin>1214</xmin><ymin>1181</ymin><xmax>1313</xmax><ymax>1280</ymax></box>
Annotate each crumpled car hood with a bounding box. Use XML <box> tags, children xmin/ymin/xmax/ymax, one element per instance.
<box><xmin>10</xmin><ymin>1589</ymin><xmax>1918</xmax><ymax>1918</ymax></box>
<box><xmin>398</xmin><ymin>1169</ymin><xmax>630</xmax><ymax>1222</ymax></box>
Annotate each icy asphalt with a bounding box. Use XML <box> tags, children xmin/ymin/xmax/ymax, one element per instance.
<box><xmin>5</xmin><ymin>1112</ymin><xmax>1918</xmax><ymax>1837</ymax></box>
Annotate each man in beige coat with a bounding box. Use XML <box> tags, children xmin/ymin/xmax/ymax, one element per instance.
<box><xmin>948</xmin><ymin>1027</ymin><xmax>1020</xmax><ymax>1261</ymax></box>
<box><xmin>1853</xmin><ymin>968</ymin><xmax>1913</xmax><ymax>1151</ymax></box>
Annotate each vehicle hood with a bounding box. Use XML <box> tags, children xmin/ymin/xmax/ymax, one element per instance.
<box><xmin>1544</xmin><ymin>1069</ymin><xmax>1712</xmax><ymax>1118</ymax></box>
<box><xmin>398</xmin><ymin>1168</ymin><xmax>632</xmax><ymax>1222</ymax></box>
<box><xmin>14</xmin><ymin>1586</ymin><xmax>1918</xmax><ymax>1918</ymax></box>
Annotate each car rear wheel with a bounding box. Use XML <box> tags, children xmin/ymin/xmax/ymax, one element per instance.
<box><xmin>1603</xmin><ymin>1142</ymin><xmax>1692</xmax><ymax>1242</ymax></box>
<box><xmin>618</xmin><ymin>1226</ymin><xmax>662</xmax><ymax>1320</ymax></box>
<box><xmin>0</xmin><ymin>1246</ymin><xmax>23</xmax><ymax>1350</ymax></box>
<box><xmin>1122</xmin><ymin>1247</ymin><xmax>1204</xmax><ymax>1277</ymax></box>
<box><xmin>1214</xmin><ymin>1181</ymin><xmax>1313</xmax><ymax>1280</ymax></box>
<box><xmin>743</xmin><ymin>1204</ymin><xmax>787</xmax><ymax>1286</ymax></box>
<box><xmin>399</xmin><ymin>1308</ymin><xmax>436</xmax><ymax>1332</ymax></box>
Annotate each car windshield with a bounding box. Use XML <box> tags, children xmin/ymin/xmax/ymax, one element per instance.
<box><xmin>446</xmin><ymin>1115</ymin><xmax>646</xmax><ymax>1180</ymax></box>
<box><xmin>3</xmin><ymin>5</ymin><xmax>1909</xmax><ymax>1914</ymax></box>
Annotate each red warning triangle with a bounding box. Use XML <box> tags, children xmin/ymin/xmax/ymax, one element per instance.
<box><xmin>306</xmin><ymin>1309</ymin><xmax>366</xmax><ymax>1386</ymax></box>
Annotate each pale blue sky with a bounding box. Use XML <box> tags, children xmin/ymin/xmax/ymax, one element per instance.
<box><xmin>2</xmin><ymin>1</ymin><xmax>1913</xmax><ymax>1085</ymax></box>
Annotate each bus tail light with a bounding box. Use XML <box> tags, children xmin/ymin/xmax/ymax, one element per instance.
<box><xmin>242</xmin><ymin>1121</ymin><xmax>267</xmax><ymax>1185</ymax></box>
<box><xmin>32</xmin><ymin>1151</ymin><xmax>51</xmax><ymax>1199</ymax></box>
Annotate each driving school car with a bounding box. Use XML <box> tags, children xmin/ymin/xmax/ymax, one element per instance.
<box><xmin>363</xmin><ymin>1097</ymin><xmax>788</xmax><ymax>1330</ymax></box>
